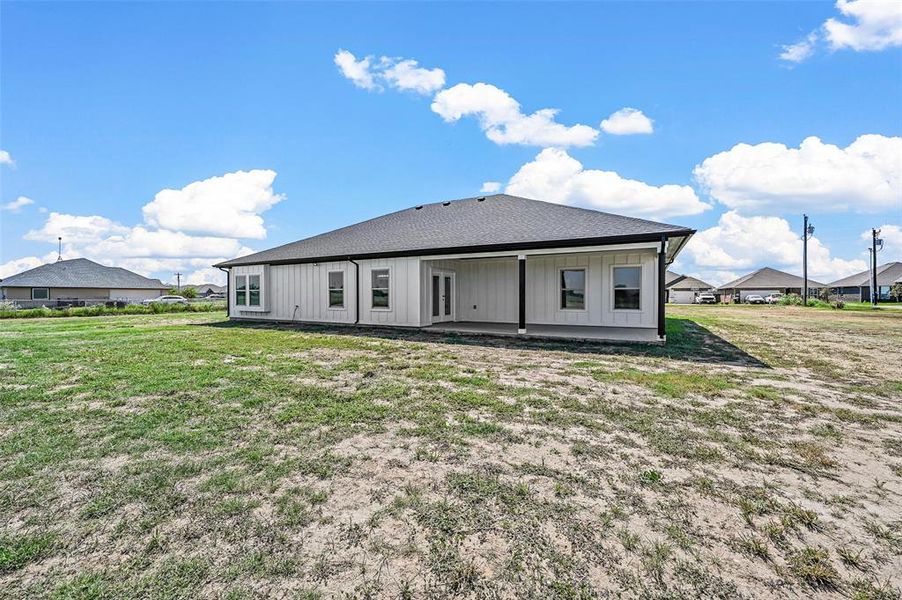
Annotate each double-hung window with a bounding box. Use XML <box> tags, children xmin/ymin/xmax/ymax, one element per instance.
<box><xmin>234</xmin><ymin>274</ymin><xmax>261</xmax><ymax>307</ymax></box>
<box><xmin>613</xmin><ymin>266</ymin><xmax>641</xmax><ymax>310</ymax></box>
<box><xmin>560</xmin><ymin>269</ymin><xmax>586</xmax><ymax>310</ymax></box>
<box><xmin>371</xmin><ymin>269</ymin><xmax>390</xmax><ymax>309</ymax></box>
<box><xmin>328</xmin><ymin>271</ymin><xmax>344</xmax><ymax>308</ymax></box>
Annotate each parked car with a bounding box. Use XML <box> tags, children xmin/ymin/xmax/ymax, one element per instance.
<box><xmin>764</xmin><ymin>293</ymin><xmax>783</xmax><ymax>304</ymax></box>
<box><xmin>695</xmin><ymin>293</ymin><xmax>717</xmax><ymax>304</ymax></box>
<box><xmin>745</xmin><ymin>294</ymin><xmax>765</xmax><ymax>304</ymax></box>
<box><xmin>142</xmin><ymin>295</ymin><xmax>188</xmax><ymax>305</ymax></box>
<box><xmin>205</xmin><ymin>293</ymin><xmax>225</xmax><ymax>300</ymax></box>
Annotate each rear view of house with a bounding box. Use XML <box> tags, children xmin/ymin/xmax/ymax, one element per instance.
<box><xmin>0</xmin><ymin>258</ymin><xmax>169</xmax><ymax>306</ymax></box>
<box><xmin>215</xmin><ymin>194</ymin><xmax>695</xmax><ymax>343</ymax></box>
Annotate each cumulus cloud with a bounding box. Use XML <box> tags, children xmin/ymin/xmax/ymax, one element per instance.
<box><xmin>24</xmin><ymin>212</ymin><xmax>130</xmax><ymax>244</ymax></box>
<box><xmin>334</xmin><ymin>50</ymin><xmax>445</xmax><ymax>95</ymax></box>
<box><xmin>186</xmin><ymin>267</ymin><xmax>227</xmax><ymax>286</ymax></box>
<box><xmin>0</xmin><ymin>150</ymin><xmax>13</xmax><ymax>166</ymax></box>
<box><xmin>684</xmin><ymin>210</ymin><xmax>867</xmax><ymax>281</ymax></box>
<box><xmin>382</xmin><ymin>59</ymin><xmax>446</xmax><ymax>94</ymax></box>
<box><xmin>480</xmin><ymin>181</ymin><xmax>501</xmax><ymax>193</ymax></box>
<box><xmin>824</xmin><ymin>0</ymin><xmax>902</xmax><ymax>51</ymax></box>
<box><xmin>0</xmin><ymin>256</ymin><xmax>47</xmax><ymax>279</ymax></box>
<box><xmin>1</xmin><ymin>196</ymin><xmax>34</xmax><ymax>212</ymax></box>
<box><xmin>780</xmin><ymin>32</ymin><xmax>819</xmax><ymax>63</ymax></box>
<box><xmin>334</xmin><ymin>49</ymin><xmax>378</xmax><ymax>91</ymax></box>
<box><xmin>142</xmin><ymin>169</ymin><xmax>283</xmax><ymax>239</ymax></box>
<box><xmin>504</xmin><ymin>147</ymin><xmax>709</xmax><ymax>219</ymax></box>
<box><xmin>431</xmin><ymin>83</ymin><xmax>598</xmax><ymax>147</ymax></box>
<box><xmin>694</xmin><ymin>134</ymin><xmax>902</xmax><ymax>214</ymax></box>
<box><xmin>599</xmin><ymin>108</ymin><xmax>654</xmax><ymax>135</ymax></box>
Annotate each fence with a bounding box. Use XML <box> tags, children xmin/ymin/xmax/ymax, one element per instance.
<box><xmin>2</xmin><ymin>298</ymin><xmax>226</xmax><ymax>310</ymax></box>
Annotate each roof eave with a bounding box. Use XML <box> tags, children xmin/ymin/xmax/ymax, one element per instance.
<box><xmin>213</xmin><ymin>229</ymin><xmax>696</xmax><ymax>268</ymax></box>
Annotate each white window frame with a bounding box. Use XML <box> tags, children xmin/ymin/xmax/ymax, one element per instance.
<box><xmin>32</xmin><ymin>287</ymin><xmax>50</xmax><ymax>301</ymax></box>
<box><xmin>558</xmin><ymin>267</ymin><xmax>587</xmax><ymax>312</ymax></box>
<box><xmin>235</xmin><ymin>274</ymin><xmax>248</xmax><ymax>306</ymax></box>
<box><xmin>248</xmin><ymin>274</ymin><xmax>261</xmax><ymax>307</ymax></box>
<box><xmin>327</xmin><ymin>270</ymin><xmax>345</xmax><ymax>309</ymax></box>
<box><xmin>611</xmin><ymin>265</ymin><xmax>643</xmax><ymax>312</ymax></box>
<box><xmin>370</xmin><ymin>267</ymin><xmax>391</xmax><ymax>311</ymax></box>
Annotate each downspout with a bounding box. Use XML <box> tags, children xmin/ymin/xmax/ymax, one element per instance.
<box><xmin>657</xmin><ymin>235</ymin><xmax>667</xmax><ymax>341</ymax></box>
<box><xmin>348</xmin><ymin>257</ymin><xmax>360</xmax><ymax>324</ymax></box>
<box><xmin>216</xmin><ymin>266</ymin><xmax>230</xmax><ymax>316</ymax></box>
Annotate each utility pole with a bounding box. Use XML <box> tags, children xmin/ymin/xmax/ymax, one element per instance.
<box><xmin>175</xmin><ymin>272</ymin><xmax>182</xmax><ymax>292</ymax></box>
<box><xmin>802</xmin><ymin>215</ymin><xmax>814</xmax><ymax>304</ymax></box>
<box><xmin>871</xmin><ymin>228</ymin><xmax>883</xmax><ymax>307</ymax></box>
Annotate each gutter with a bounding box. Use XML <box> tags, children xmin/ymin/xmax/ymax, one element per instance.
<box><xmin>347</xmin><ymin>257</ymin><xmax>360</xmax><ymax>324</ymax></box>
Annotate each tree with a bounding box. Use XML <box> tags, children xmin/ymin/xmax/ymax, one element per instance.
<box><xmin>182</xmin><ymin>286</ymin><xmax>197</xmax><ymax>299</ymax></box>
<box><xmin>891</xmin><ymin>282</ymin><xmax>902</xmax><ymax>302</ymax></box>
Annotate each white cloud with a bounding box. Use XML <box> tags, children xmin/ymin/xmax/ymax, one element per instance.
<box><xmin>431</xmin><ymin>83</ymin><xmax>598</xmax><ymax>147</ymax></box>
<box><xmin>862</xmin><ymin>224</ymin><xmax>902</xmax><ymax>262</ymax></box>
<box><xmin>0</xmin><ymin>256</ymin><xmax>46</xmax><ymax>279</ymax></box>
<box><xmin>694</xmin><ymin>134</ymin><xmax>902</xmax><ymax>213</ymax></box>
<box><xmin>82</xmin><ymin>227</ymin><xmax>248</xmax><ymax>259</ymax></box>
<box><xmin>1</xmin><ymin>196</ymin><xmax>34</xmax><ymax>212</ymax></box>
<box><xmin>505</xmin><ymin>147</ymin><xmax>710</xmax><ymax>219</ymax></box>
<box><xmin>334</xmin><ymin>49</ymin><xmax>378</xmax><ymax>91</ymax></box>
<box><xmin>684</xmin><ymin>210</ymin><xmax>867</xmax><ymax>281</ymax></box>
<box><xmin>186</xmin><ymin>267</ymin><xmax>227</xmax><ymax>286</ymax></box>
<box><xmin>824</xmin><ymin>0</ymin><xmax>902</xmax><ymax>51</ymax></box>
<box><xmin>142</xmin><ymin>169</ymin><xmax>283</xmax><ymax>239</ymax></box>
<box><xmin>335</xmin><ymin>50</ymin><xmax>445</xmax><ymax>95</ymax></box>
<box><xmin>24</xmin><ymin>212</ymin><xmax>130</xmax><ymax>244</ymax></box>
<box><xmin>480</xmin><ymin>181</ymin><xmax>501</xmax><ymax>193</ymax></box>
<box><xmin>382</xmin><ymin>59</ymin><xmax>445</xmax><ymax>94</ymax></box>
<box><xmin>780</xmin><ymin>32</ymin><xmax>819</xmax><ymax>63</ymax></box>
<box><xmin>599</xmin><ymin>108</ymin><xmax>654</xmax><ymax>135</ymax></box>
<box><xmin>0</xmin><ymin>150</ymin><xmax>13</xmax><ymax>166</ymax></box>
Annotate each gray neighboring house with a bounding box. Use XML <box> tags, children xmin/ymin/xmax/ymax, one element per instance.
<box><xmin>827</xmin><ymin>262</ymin><xmax>902</xmax><ymax>302</ymax></box>
<box><xmin>214</xmin><ymin>194</ymin><xmax>695</xmax><ymax>343</ymax></box>
<box><xmin>0</xmin><ymin>258</ymin><xmax>168</xmax><ymax>305</ymax></box>
<box><xmin>718</xmin><ymin>267</ymin><xmax>825</xmax><ymax>302</ymax></box>
<box><xmin>194</xmin><ymin>283</ymin><xmax>225</xmax><ymax>297</ymax></box>
<box><xmin>665</xmin><ymin>271</ymin><xmax>716</xmax><ymax>304</ymax></box>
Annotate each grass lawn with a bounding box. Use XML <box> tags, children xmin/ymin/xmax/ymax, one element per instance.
<box><xmin>1</xmin><ymin>306</ymin><xmax>900</xmax><ymax>598</ymax></box>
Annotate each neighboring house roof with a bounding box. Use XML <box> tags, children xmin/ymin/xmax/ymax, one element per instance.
<box><xmin>827</xmin><ymin>262</ymin><xmax>902</xmax><ymax>288</ymax></box>
<box><xmin>665</xmin><ymin>270</ymin><xmax>682</xmax><ymax>285</ymax></box>
<box><xmin>216</xmin><ymin>194</ymin><xmax>695</xmax><ymax>267</ymax></box>
<box><xmin>719</xmin><ymin>267</ymin><xmax>825</xmax><ymax>290</ymax></box>
<box><xmin>666</xmin><ymin>273</ymin><xmax>715</xmax><ymax>290</ymax></box>
<box><xmin>194</xmin><ymin>283</ymin><xmax>225</xmax><ymax>293</ymax></box>
<box><xmin>0</xmin><ymin>258</ymin><xmax>167</xmax><ymax>289</ymax></box>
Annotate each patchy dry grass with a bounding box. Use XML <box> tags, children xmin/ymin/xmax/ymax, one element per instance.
<box><xmin>0</xmin><ymin>305</ymin><xmax>900</xmax><ymax>598</ymax></box>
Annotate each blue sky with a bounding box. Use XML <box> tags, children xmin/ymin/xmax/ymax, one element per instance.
<box><xmin>1</xmin><ymin>1</ymin><xmax>900</xmax><ymax>285</ymax></box>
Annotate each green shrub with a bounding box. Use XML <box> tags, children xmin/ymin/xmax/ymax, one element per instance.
<box><xmin>0</xmin><ymin>302</ymin><xmax>224</xmax><ymax>319</ymax></box>
<box><xmin>806</xmin><ymin>298</ymin><xmax>831</xmax><ymax>308</ymax></box>
<box><xmin>778</xmin><ymin>294</ymin><xmax>804</xmax><ymax>306</ymax></box>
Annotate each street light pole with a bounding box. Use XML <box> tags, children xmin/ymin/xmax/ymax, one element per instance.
<box><xmin>871</xmin><ymin>229</ymin><xmax>883</xmax><ymax>307</ymax></box>
<box><xmin>802</xmin><ymin>215</ymin><xmax>814</xmax><ymax>305</ymax></box>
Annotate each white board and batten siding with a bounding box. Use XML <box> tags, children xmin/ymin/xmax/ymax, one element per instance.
<box><xmin>229</xmin><ymin>257</ymin><xmax>422</xmax><ymax>327</ymax></box>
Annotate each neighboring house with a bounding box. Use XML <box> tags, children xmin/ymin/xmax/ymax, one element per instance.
<box><xmin>214</xmin><ymin>194</ymin><xmax>695</xmax><ymax>343</ymax></box>
<box><xmin>665</xmin><ymin>271</ymin><xmax>715</xmax><ymax>304</ymax></box>
<box><xmin>194</xmin><ymin>284</ymin><xmax>225</xmax><ymax>297</ymax></box>
<box><xmin>827</xmin><ymin>262</ymin><xmax>902</xmax><ymax>302</ymax></box>
<box><xmin>718</xmin><ymin>267</ymin><xmax>825</xmax><ymax>303</ymax></box>
<box><xmin>0</xmin><ymin>258</ymin><xmax>168</xmax><ymax>304</ymax></box>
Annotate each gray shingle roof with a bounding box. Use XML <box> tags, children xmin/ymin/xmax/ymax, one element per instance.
<box><xmin>827</xmin><ymin>262</ymin><xmax>902</xmax><ymax>288</ymax></box>
<box><xmin>216</xmin><ymin>194</ymin><xmax>694</xmax><ymax>267</ymax></box>
<box><xmin>0</xmin><ymin>258</ymin><xmax>167</xmax><ymax>290</ymax></box>
<box><xmin>719</xmin><ymin>267</ymin><xmax>825</xmax><ymax>290</ymax></box>
<box><xmin>666</xmin><ymin>272</ymin><xmax>715</xmax><ymax>290</ymax></box>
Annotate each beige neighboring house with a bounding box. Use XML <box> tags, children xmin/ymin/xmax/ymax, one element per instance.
<box><xmin>194</xmin><ymin>283</ymin><xmax>225</xmax><ymax>297</ymax></box>
<box><xmin>665</xmin><ymin>271</ymin><xmax>715</xmax><ymax>304</ymax></box>
<box><xmin>0</xmin><ymin>258</ymin><xmax>168</xmax><ymax>305</ymax></box>
<box><xmin>718</xmin><ymin>267</ymin><xmax>825</xmax><ymax>303</ymax></box>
